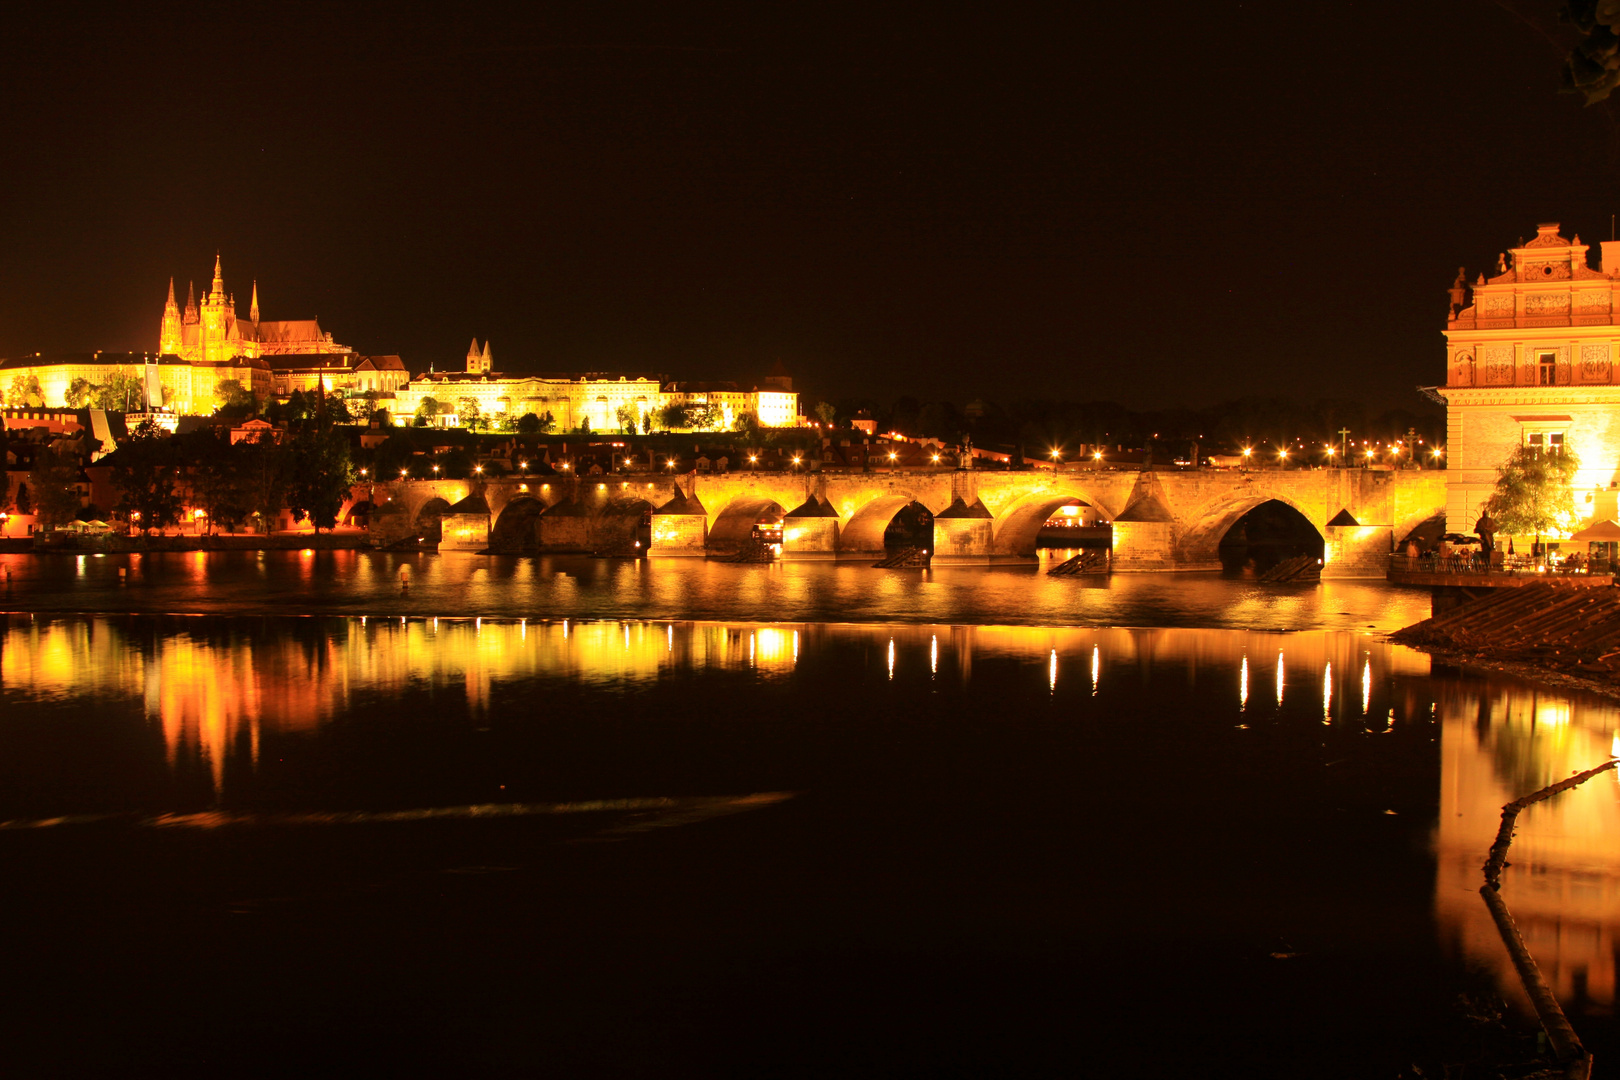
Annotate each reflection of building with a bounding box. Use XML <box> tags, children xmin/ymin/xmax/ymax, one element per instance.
<box><xmin>1435</xmin><ymin>680</ymin><xmax>1620</xmax><ymax>1015</ymax></box>
<box><xmin>1439</xmin><ymin>223</ymin><xmax>1620</xmax><ymax>534</ymax></box>
<box><xmin>391</xmin><ymin>343</ymin><xmax>798</xmax><ymax>431</ymax></box>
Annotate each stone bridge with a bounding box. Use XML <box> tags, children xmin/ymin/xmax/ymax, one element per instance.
<box><xmin>364</xmin><ymin>466</ymin><xmax>1447</xmax><ymax>578</ymax></box>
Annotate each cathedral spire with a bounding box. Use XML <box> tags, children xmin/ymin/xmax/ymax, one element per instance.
<box><xmin>166</xmin><ymin>277</ymin><xmax>177</xmax><ymax>308</ymax></box>
<box><xmin>250</xmin><ymin>280</ymin><xmax>259</xmax><ymax>322</ymax></box>
<box><xmin>186</xmin><ymin>280</ymin><xmax>196</xmax><ymax>311</ymax></box>
<box><xmin>211</xmin><ymin>252</ymin><xmax>225</xmax><ymax>298</ymax></box>
<box><xmin>467</xmin><ymin>337</ymin><xmax>481</xmax><ymax>366</ymax></box>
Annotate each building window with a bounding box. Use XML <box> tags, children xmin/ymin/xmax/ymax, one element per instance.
<box><xmin>1526</xmin><ymin>431</ymin><xmax>1565</xmax><ymax>456</ymax></box>
<box><xmin>1538</xmin><ymin>351</ymin><xmax>1558</xmax><ymax>385</ymax></box>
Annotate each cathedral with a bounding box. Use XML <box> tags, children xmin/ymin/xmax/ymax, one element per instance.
<box><xmin>159</xmin><ymin>255</ymin><xmax>350</xmax><ymax>364</ymax></box>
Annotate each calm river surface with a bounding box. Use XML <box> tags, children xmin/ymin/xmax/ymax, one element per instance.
<box><xmin>1</xmin><ymin>553</ymin><xmax>1615</xmax><ymax>1075</ymax></box>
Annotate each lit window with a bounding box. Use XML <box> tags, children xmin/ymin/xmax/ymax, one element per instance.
<box><xmin>1539</xmin><ymin>351</ymin><xmax>1558</xmax><ymax>385</ymax></box>
<box><xmin>1526</xmin><ymin>431</ymin><xmax>1565</xmax><ymax>456</ymax></box>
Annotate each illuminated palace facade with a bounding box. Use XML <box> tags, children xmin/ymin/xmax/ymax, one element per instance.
<box><xmin>1439</xmin><ymin>223</ymin><xmax>1620</xmax><ymax>534</ymax></box>
<box><xmin>391</xmin><ymin>339</ymin><xmax>800</xmax><ymax>431</ymax></box>
<box><xmin>0</xmin><ymin>257</ymin><xmax>407</xmax><ymax>414</ymax></box>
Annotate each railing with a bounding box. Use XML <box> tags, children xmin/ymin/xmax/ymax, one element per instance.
<box><xmin>1388</xmin><ymin>554</ymin><xmax>1612</xmax><ymax>577</ymax></box>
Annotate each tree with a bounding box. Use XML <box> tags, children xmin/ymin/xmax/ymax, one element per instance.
<box><xmin>189</xmin><ymin>434</ymin><xmax>250</xmax><ymax>534</ymax></box>
<box><xmin>284</xmin><ymin>427</ymin><xmax>353</xmax><ymax>534</ymax></box>
<box><xmin>110</xmin><ymin>423</ymin><xmax>184</xmax><ymax>534</ymax></box>
<box><xmin>814</xmin><ymin>401</ymin><xmax>837</xmax><ymax>428</ymax></box>
<box><xmin>212</xmin><ymin>378</ymin><xmax>257</xmax><ymax>416</ymax></box>
<box><xmin>7</xmin><ymin>374</ymin><xmax>43</xmax><ymax>407</ymax></box>
<box><xmin>64</xmin><ymin>377</ymin><xmax>93</xmax><ymax>408</ymax></box>
<box><xmin>732</xmin><ymin>409</ymin><xmax>759</xmax><ymax>435</ymax></box>
<box><xmin>1486</xmin><ymin>444</ymin><xmax>1582</xmax><ymax>551</ymax></box>
<box><xmin>687</xmin><ymin>402</ymin><xmax>719</xmax><ymax>431</ymax></box>
<box><xmin>239</xmin><ymin>431</ymin><xmax>289</xmax><ymax>532</ymax></box>
<box><xmin>659</xmin><ymin>403</ymin><xmax>687</xmax><ymax>430</ymax></box>
<box><xmin>615</xmin><ymin>403</ymin><xmax>637</xmax><ymax>433</ymax></box>
<box><xmin>414</xmin><ymin>397</ymin><xmax>440</xmax><ymax>427</ymax></box>
<box><xmin>92</xmin><ymin>371</ymin><xmax>144</xmax><ymax>412</ymax></box>
<box><xmin>455</xmin><ymin>396</ymin><xmax>482</xmax><ymax>431</ymax></box>
<box><xmin>641</xmin><ymin>412</ymin><xmax>653</xmax><ymax>435</ymax></box>
<box><xmin>28</xmin><ymin>448</ymin><xmax>82</xmax><ymax>525</ymax></box>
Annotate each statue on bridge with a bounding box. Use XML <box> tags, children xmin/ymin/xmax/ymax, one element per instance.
<box><xmin>1474</xmin><ymin>510</ymin><xmax>1497</xmax><ymax>554</ymax></box>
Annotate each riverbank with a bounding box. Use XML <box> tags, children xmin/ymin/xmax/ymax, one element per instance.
<box><xmin>0</xmin><ymin>531</ymin><xmax>372</xmax><ymax>554</ymax></box>
<box><xmin>1389</xmin><ymin>581</ymin><xmax>1620</xmax><ymax>694</ymax></box>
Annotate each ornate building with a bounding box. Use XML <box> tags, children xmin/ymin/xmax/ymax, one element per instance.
<box><xmin>1439</xmin><ymin>222</ymin><xmax>1620</xmax><ymax>535</ymax></box>
<box><xmin>392</xmin><ymin>343</ymin><xmax>799</xmax><ymax>431</ymax></box>
<box><xmin>160</xmin><ymin>255</ymin><xmax>348</xmax><ymax>364</ymax></box>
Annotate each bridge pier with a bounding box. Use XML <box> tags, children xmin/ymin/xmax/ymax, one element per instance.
<box><xmin>930</xmin><ymin>497</ymin><xmax>995</xmax><ymax>566</ymax></box>
<box><xmin>648</xmin><ymin>485</ymin><xmax>708</xmax><ymax>556</ymax></box>
<box><xmin>1322</xmin><ymin>524</ymin><xmax>1392</xmax><ymax>579</ymax></box>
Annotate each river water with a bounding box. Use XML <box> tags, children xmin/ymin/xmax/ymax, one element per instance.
<box><xmin>1</xmin><ymin>552</ymin><xmax>1616</xmax><ymax>1075</ymax></box>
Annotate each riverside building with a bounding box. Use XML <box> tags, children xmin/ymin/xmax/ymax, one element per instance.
<box><xmin>1439</xmin><ymin>222</ymin><xmax>1620</xmax><ymax>534</ymax></box>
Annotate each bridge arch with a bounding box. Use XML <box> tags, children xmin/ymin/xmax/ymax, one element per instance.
<box><xmin>988</xmin><ymin>483</ymin><xmax>1112</xmax><ymax>556</ymax></box>
<box><xmin>840</xmin><ymin>494</ymin><xmax>926</xmax><ymax>552</ymax></box>
<box><xmin>489</xmin><ymin>495</ymin><xmax>546</xmax><ymax>553</ymax></box>
<box><xmin>1177</xmin><ymin>492</ymin><xmax>1324</xmax><ymax>566</ymax></box>
<box><xmin>709</xmin><ymin>496</ymin><xmax>789</xmax><ymax>549</ymax></box>
<box><xmin>414</xmin><ymin>497</ymin><xmax>453</xmax><ymax>545</ymax></box>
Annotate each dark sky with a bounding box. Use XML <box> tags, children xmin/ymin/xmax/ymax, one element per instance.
<box><xmin>1</xmin><ymin>2</ymin><xmax>1616</xmax><ymax>412</ymax></box>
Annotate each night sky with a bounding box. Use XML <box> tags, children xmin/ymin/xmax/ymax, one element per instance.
<box><xmin>1</xmin><ymin>2</ymin><xmax>1617</xmax><ymax>413</ymax></box>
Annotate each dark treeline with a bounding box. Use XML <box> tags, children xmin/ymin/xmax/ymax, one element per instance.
<box><xmin>824</xmin><ymin>394</ymin><xmax>1445</xmax><ymax>459</ymax></box>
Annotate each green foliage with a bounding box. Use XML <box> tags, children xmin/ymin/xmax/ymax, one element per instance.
<box><xmin>63</xmin><ymin>377</ymin><xmax>93</xmax><ymax>409</ymax></box>
<box><xmin>6</xmin><ymin>374</ymin><xmax>43</xmax><ymax>408</ymax></box>
<box><xmin>238</xmin><ymin>432</ymin><xmax>289</xmax><ymax>533</ymax></box>
<box><xmin>92</xmin><ymin>372</ymin><xmax>144</xmax><ymax>412</ymax></box>
<box><xmin>641</xmin><ymin>412</ymin><xmax>652</xmax><ymax>435</ymax></box>
<box><xmin>456</xmin><ymin>396</ymin><xmax>483</xmax><ymax>431</ymax></box>
<box><xmin>187</xmin><ymin>433</ymin><xmax>250</xmax><ymax>534</ymax></box>
<box><xmin>28</xmin><ymin>448</ymin><xmax>82</xmax><ymax>525</ymax></box>
<box><xmin>212</xmin><ymin>378</ymin><xmax>258</xmax><ymax>418</ymax></box>
<box><xmin>1561</xmin><ymin>0</ymin><xmax>1620</xmax><ymax>102</ymax></box>
<box><xmin>814</xmin><ymin>400</ymin><xmax>837</xmax><ymax>427</ymax></box>
<box><xmin>284</xmin><ymin>428</ymin><xmax>353</xmax><ymax>534</ymax></box>
<box><xmin>731</xmin><ymin>409</ymin><xmax>759</xmax><ymax>434</ymax></box>
<box><xmin>1486</xmin><ymin>444</ymin><xmax>1582</xmax><ymax>541</ymax></box>
<box><xmin>615</xmin><ymin>403</ymin><xmax>638</xmax><ymax>433</ymax></box>
<box><xmin>111</xmin><ymin>423</ymin><xmax>184</xmax><ymax>533</ymax></box>
<box><xmin>658</xmin><ymin>403</ymin><xmax>686</xmax><ymax>430</ymax></box>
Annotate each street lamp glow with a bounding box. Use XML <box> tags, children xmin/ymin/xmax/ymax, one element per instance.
<box><xmin>1323</xmin><ymin>446</ymin><xmax>1334</xmax><ymax>457</ymax></box>
<box><xmin>1278</xmin><ymin>449</ymin><xmax>1288</xmax><ymax>460</ymax></box>
<box><xmin>930</xmin><ymin>453</ymin><xmax>941</xmax><ymax>464</ymax></box>
<box><xmin>400</xmin><ymin>468</ymin><xmax>408</xmax><ymax>478</ymax></box>
<box><xmin>1049</xmin><ymin>449</ymin><xmax>1061</xmax><ymax>460</ymax></box>
<box><xmin>1092</xmin><ymin>451</ymin><xmax>1103</xmax><ymax>461</ymax></box>
<box><xmin>1242</xmin><ymin>447</ymin><xmax>1252</xmax><ymax>458</ymax></box>
<box><xmin>1431</xmin><ymin>446</ymin><xmax>1443</xmax><ymax>458</ymax></box>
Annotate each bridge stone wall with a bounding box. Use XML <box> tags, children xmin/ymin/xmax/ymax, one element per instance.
<box><xmin>373</xmin><ymin>467</ymin><xmax>1447</xmax><ymax>575</ymax></box>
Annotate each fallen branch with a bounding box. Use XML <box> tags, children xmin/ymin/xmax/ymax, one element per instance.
<box><xmin>1478</xmin><ymin>759</ymin><xmax>1618</xmax><ymax>1080</ymax></box>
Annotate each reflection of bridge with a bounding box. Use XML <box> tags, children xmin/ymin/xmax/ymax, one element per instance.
<box><xmin>366</xmin><ymin>467</ymin><xmax>1447</xmax><ymax>577</ymax></box>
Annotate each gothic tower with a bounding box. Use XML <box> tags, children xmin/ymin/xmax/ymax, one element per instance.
<box><xmin>159</xmin><ymin>278</ymin><xmax>183</xmax><ymax>356</ymax></box>
<box><xmin>200</xmin><ymin>254</ymin><xmax>232</xmax><ymax>364</ymax></box>
<box><xmin>466</xmin><ymin>335</ymin><xmax>489</xmax><ymax>374</ymax></box>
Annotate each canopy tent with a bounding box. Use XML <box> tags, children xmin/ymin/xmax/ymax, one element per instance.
<box><xmin>1569</xmin><ymin>519</ymin><xmax>1620</xmax><ymax>542</ymax></box>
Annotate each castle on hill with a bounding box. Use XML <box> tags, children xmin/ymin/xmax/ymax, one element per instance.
<box><xmin>159</xmin><ymin>255</ymin><xmax>348</xmax><ymax>364</ymax></box>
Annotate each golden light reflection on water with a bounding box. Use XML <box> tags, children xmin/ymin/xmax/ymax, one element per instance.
<box><xmin>1436</xmin><ymin>680</ymin><xmax>1620</xmax><ymax>1018</ymax></box>
<box><xmin>19</xmin><ymin>608</ymin><xmax>1620</xmax><ymax>1021</ymax></box>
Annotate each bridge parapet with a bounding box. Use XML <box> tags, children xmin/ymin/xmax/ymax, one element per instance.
<box><xmin>374</xmin><ymin>468</ymin><xmax>1447</xmax><ymax>572</ymax></box>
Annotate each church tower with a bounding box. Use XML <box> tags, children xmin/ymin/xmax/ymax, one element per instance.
<box><xmin>159</xmin><ymin>279</ymin><xmax>183</xmax><ymax>356</ymax></box>
<box><xmin>467</xmin><ymin>337</ymin><xmax>491</xmax><ymax>373</ymax></box>
<box><xmin>200</xmin><ymin>254</ymin><xmax>233</xmax><ymax>364</ymax></box>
